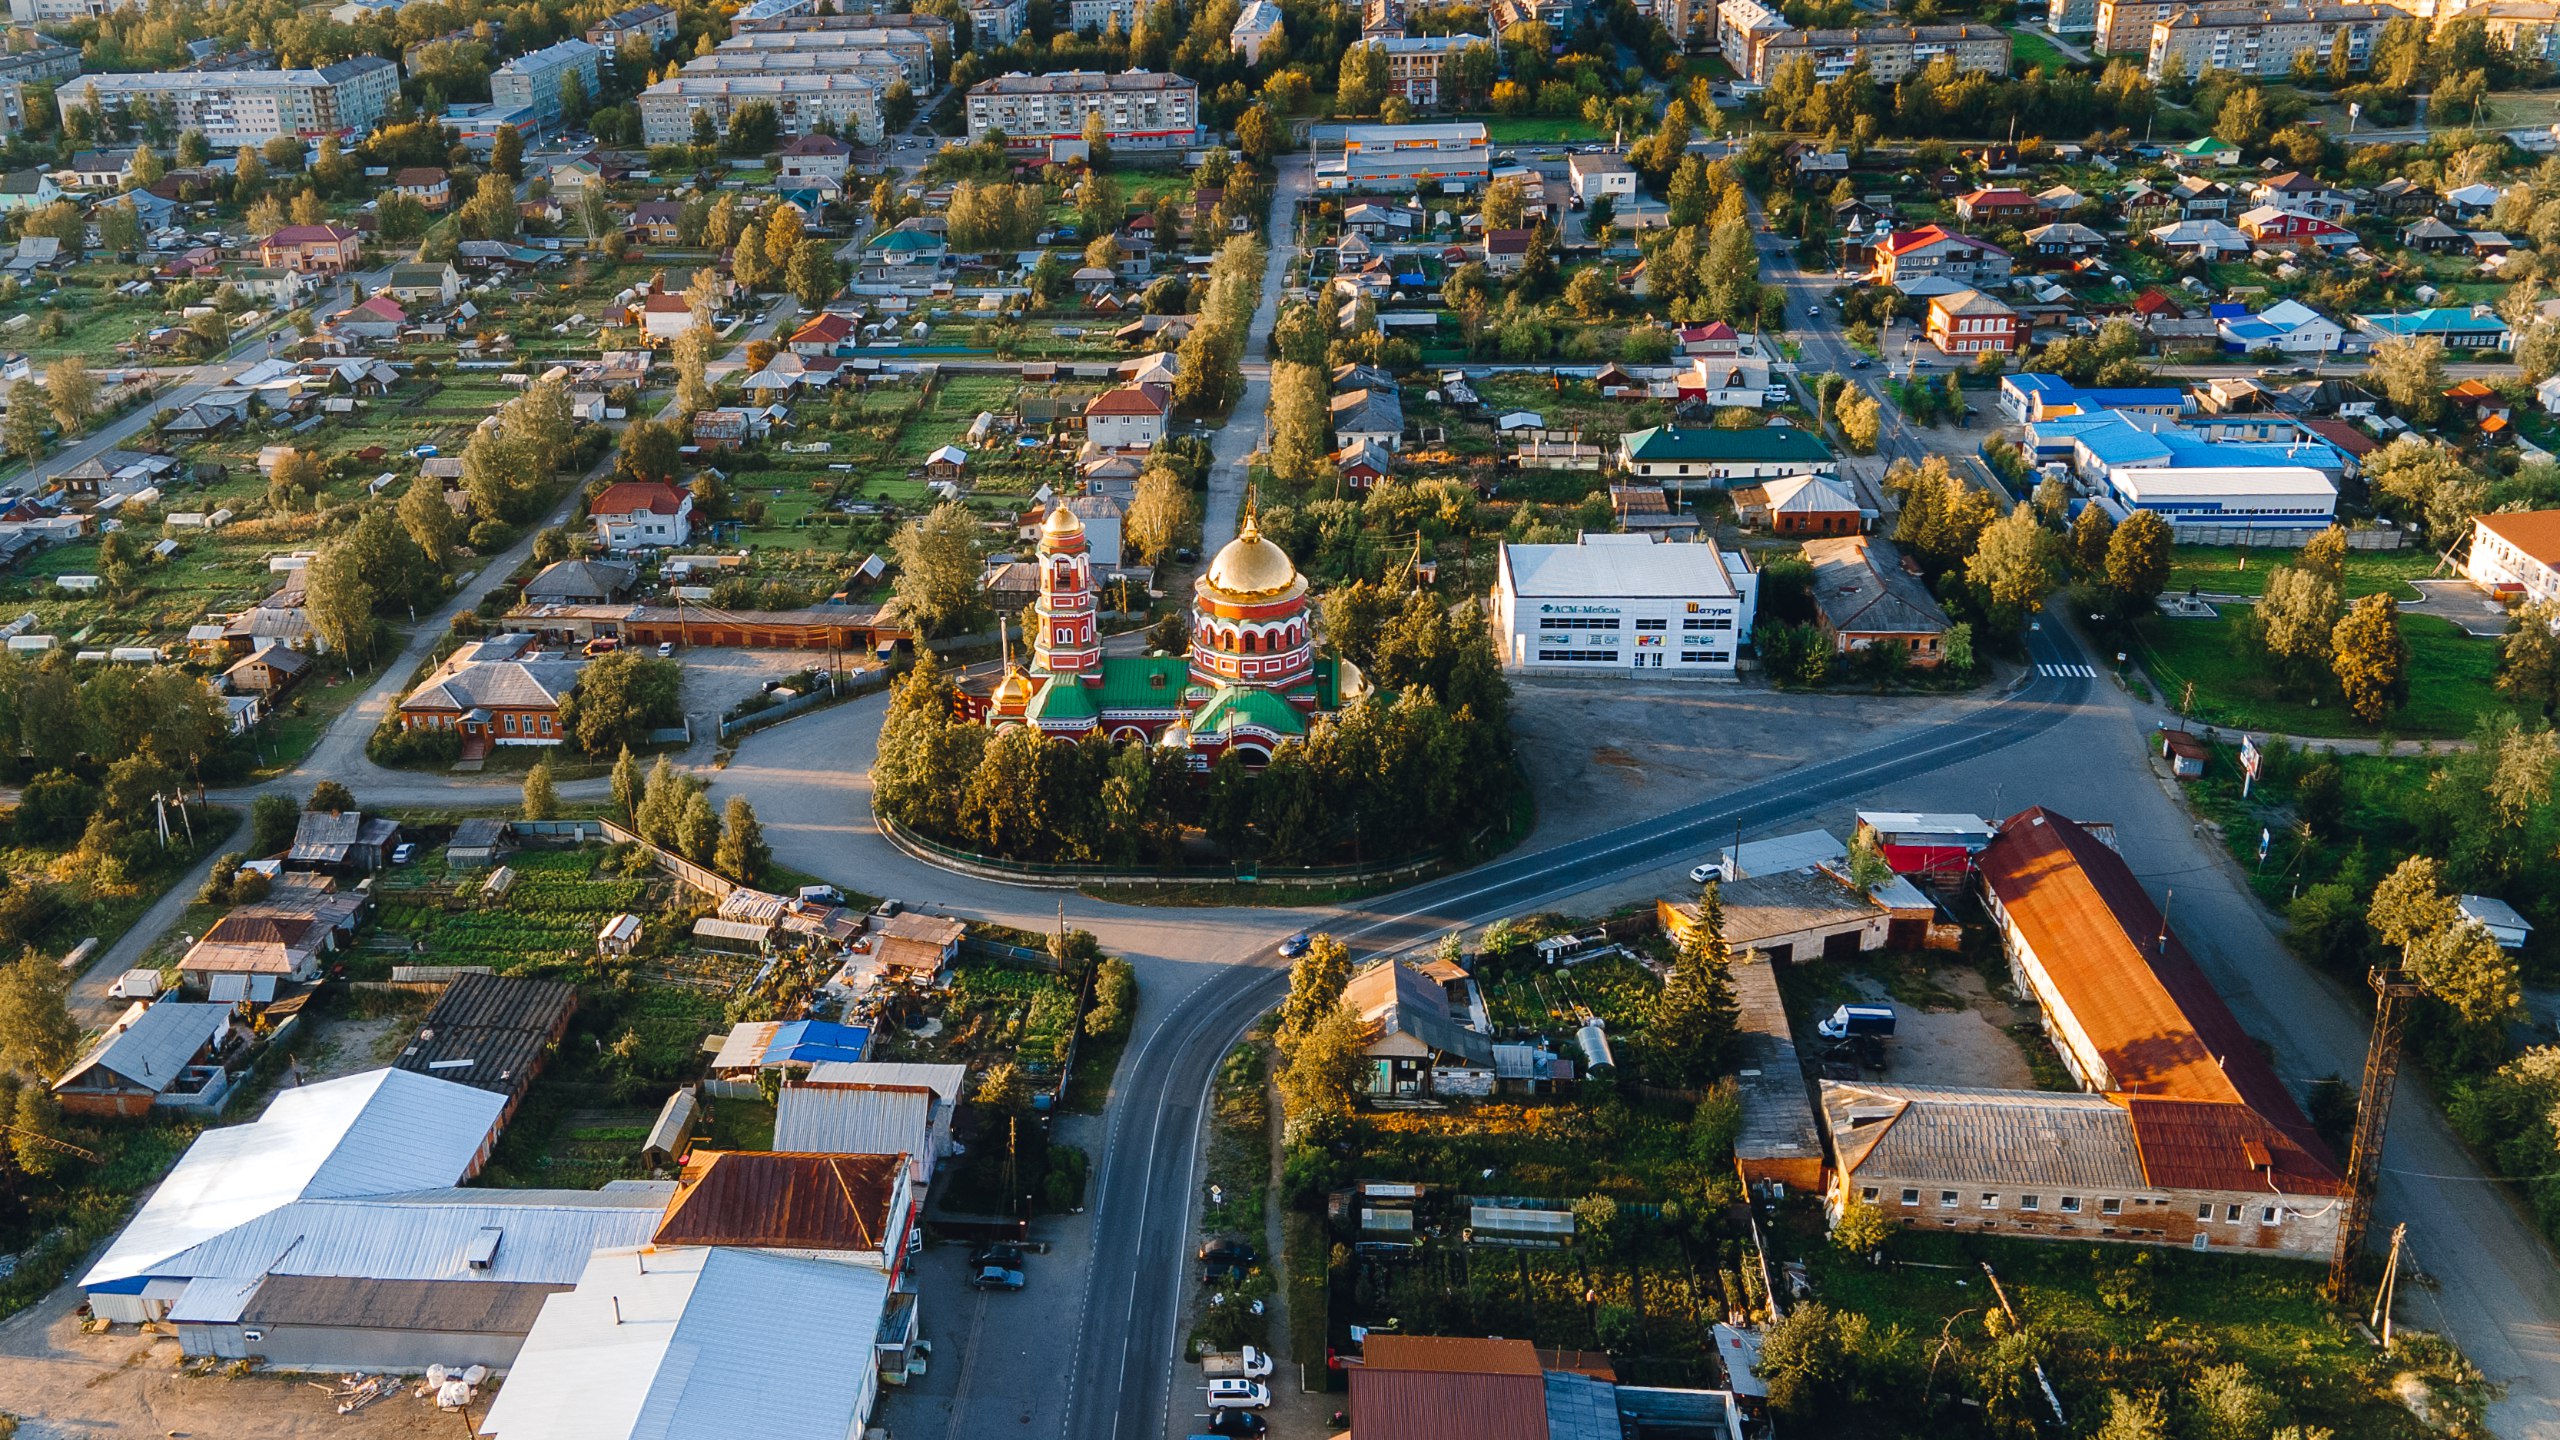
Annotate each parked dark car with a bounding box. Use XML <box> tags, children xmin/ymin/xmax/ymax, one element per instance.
<box><xmin>970</xmin><ymin>1244</ymin><xmax>1026</xmax><ymax>1271</ymax></box>
<box><xmin>1208</xmin><ymin>1410</ymin><xmax>1269</xmax><ymax>1436</ymax></box>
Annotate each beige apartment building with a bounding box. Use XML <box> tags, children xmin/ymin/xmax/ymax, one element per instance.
<box><xmin>57</xmin><ymin>58</ymin><xmax>399</xmax><ymax>146</ymax></box>
<box><xmin>1353</xmin><ymin>32</ymin><xmax>1490</xmax><ymax>108</ymax></box>
<box><xmin>713</xmin><ymin>26</ymin><xmax>940</xmax><ymax>82</ymax></box>
<box><xmin>638</xmin><ymin>73</ymin><xmax>883</xmax><ymax>146</ymax></box>
<box><xmin>2143</xmin><ymin>2</ymin><xmax>2396</xmax><ymax>78</ymax></box>
<box><xmin>2100</xmin><ymin>0</ymin><xmax>2403</xmax><ymax>52</ymax></box>
<box><xmin>1744</xmin><ymin>23</ymin><xmax>2009</xmax><ymax>84</ymax></box>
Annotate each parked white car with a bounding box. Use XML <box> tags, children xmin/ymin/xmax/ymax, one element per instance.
<box><xmin>1206</xmin><ymin>1380</ymin><xmax>1271</xmax><ymax>1410</ymax></box>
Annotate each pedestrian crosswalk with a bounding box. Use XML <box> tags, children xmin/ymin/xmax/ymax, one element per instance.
<box><xmin>2037</xmin><ymin>663</ymin><xmax>2099</xmax><ymax>678</ymax></box>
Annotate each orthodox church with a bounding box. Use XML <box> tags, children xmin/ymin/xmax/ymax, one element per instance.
<box><xmin>983</xmin><ymin>501</ymin><xmax>1365</xmax><ymax>762</ymax></box>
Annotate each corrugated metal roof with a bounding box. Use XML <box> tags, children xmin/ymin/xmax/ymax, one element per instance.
<box><xmin>800</xmin><ymin>1061</ymin><xmax>967</xmax><ymax>1104</ymax></box>
<box><xmin>394</xmin><ymin>973</ymin><xmax>576</xmax><ymax>1101</ymax></box>
<box><xmin>774</xmin><ymin>1084</ymin><xmax>931</xmax><ymax>1160</ymax></box>
<box><xmin>1730</xmin><ymin>952</ymin><xmax>1821</xmax><ymax>1168</ymax></box>
<box><xmin>1342</xmin><ymin>962</ymin><xmax>1493</xmax><ymax>1068</ymax></box>
<box><xmin>478</xmin><ymin>1245</ymin><xmax>891</xmax><ymax>1440</ymax></box>
<box><xmin>120</xmin><ymin>1187</ymin><xmax>669</xmax><ymax>1291</ymax></box>
<box><xmin>237</xmin><ymin>1274</ymin><xmax>566</xmax><ymax>1334</ymax></box>
<box><xmin>1543</xmin><ymin>1369</ymin><xmax>1621</xmax><ymax>1440</ymax></box>
<box><xmin>651</xmin><ymin>1151</ymin><xmax>902</xmax><ymax>1253</ymax></box>
<box><xmin>56</xmin><ymin>998</ymin><xmax>231</xmax><ymax>1092</ymax></box>
<box><xmin>82</xmin><ymin>1069</ymin><xmax>509</xmax><ymax>1289</ymax></box>
<box><xmin>1977</xmin><ymin>808</ymin><xmax>2338</xmax><ymax>1193</ymax></box>
<box><xmin>1822</xmin><ymin>1082</ymin><xmax>2147</xmax><ymax>1190</ymax></box>
<box><xmin>2124</xmin><ymin>1095</ymin><xmax>2337</xmax><ymax>1195</ymax></box>
<box><xmin>1350</xmin><ymin>1336</ymin><xmax>1547</xmax><ymax>1440</ymax></box>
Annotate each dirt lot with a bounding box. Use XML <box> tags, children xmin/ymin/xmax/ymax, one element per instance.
<box><xmin>1505</xmin><ymin>673</ymin><xmax>1992</xmax><ymax>914</ymax></box>
<box><xmin>1840</xmin><ymin>965</ymin><xmax>2038</xmax><ymax>1090</ymax></box>
<box><xmin>0</xmin><ymin>1291</ymin><xmax>460</xmax><ymax>1440</ymax></box>
<box><xmin>677</xmin><ymin>646</ymin><xmax>849</xmax><ymax>724</ymax></box>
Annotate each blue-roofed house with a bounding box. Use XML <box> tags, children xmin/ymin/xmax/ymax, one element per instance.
<box><xmin>2217</xmin><ymin>299</ymin><xmax>2344</xmax><ymax>355</ymax></box>
<box><xmin>2356</xmin><ymin>307</ymin><xmax>2511</xmax><ymax>351</ymax></box>
<box><xmin>1999</xmin><ymin>373</ymin><xmax>2191</xmax><ymax>424</ymax></box>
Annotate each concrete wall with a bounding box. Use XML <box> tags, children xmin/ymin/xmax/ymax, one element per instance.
<box><xmin>1836</xmin><ymin>1168</ymin><xmax>2336</xmax><ymax>1258</ymax></box>
<box><xmin>178</xmin><ymin>1320</ymin><xmax>534</xmax><ymax>1372</ymax></box>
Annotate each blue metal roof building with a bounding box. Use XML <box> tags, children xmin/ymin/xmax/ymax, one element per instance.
<box><xmin>763</xmin><ymin>1020</ymin><xmax>875</xmax><ymax>1067</ymax></box>
<box><xmin>1999</xmin><ymin>373</ymin><xmax>2192</xmax><ymax>423</ymax></box>
<box><xmin>2355</xmin><ymin>307</ymin><xmax>2510</xmax><ymax>349</ymax></box>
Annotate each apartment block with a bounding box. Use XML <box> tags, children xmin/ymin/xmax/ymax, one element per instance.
<box><xmin>491</xmin><ymin>38</ymin><xmax>601</xmax><ymax>131</ymax></box>
<box><xmin>587</xmin><ymin>3</ymin><xmax>680</xmax><ymax>49</ymax></box>
<box><xmin>9</xmin><ymin>0</ymin><xmax>134</xmax><ymax>22</ymax></box>
<box><xmin>639</xmin><ymin>73</ymin><xmax>883</xmax><ymax>146</ymax></box>
<box><xmin>2144</xmin><ymin>3</ymin><xmax>2394</xmax><ymax>78</ymax></box>
<box><xmin>57</xmin><ymin>58</ymin><xmax>399</xmax><ymax>147</ymax></box>
<box><xmin>1716</xmin><ymin>0</ymin><xmax>1790</xmax><ymax>55</ymax></box>
<box><xmin>1745</xmin><ymin>23</ymin><xmax>2009</xmax><ymax>84</ymax></box>
<box><xmin>1068</xmin><ymin>0</ymin><xmax>1137</xmax><ymax>30</ymax></box>
<box><xmin>715</xmin><ymin>25</ymin><xmax>939</xmax><ymax>81</ymax></box>
<box><xmin>1351</xmin><ymin>32</ymin><xmax>1489</xmax><ymax>107</ymax></box>
<box><xmin>680</xmin><ymin>49</ymin><xmax>908</xmax><ymax>95</ymax></box>
<box><xmin>2468</xmin><ymin>0</ymin><xmax>2560</xmax><ymax>57</ymax></box>
<box><xmin>0</xmin><ymin>35</ymin><xmax>79</xmax><ymax>85</ymax></box>
<box><xmin>970</xmin><ymin>0</ymin><xmax>1030</xmax><ymax>42</ymax></box>
<box><xmin>964</xmin><ymin>69</ymin><xmax>1199</xmax><ymax>151</ymax></box>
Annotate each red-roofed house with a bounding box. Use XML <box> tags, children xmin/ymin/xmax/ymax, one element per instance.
<box><xmin>392</xmin><ymin>167</ymin><xmax>451</xmax><ymax>211</ymax></box>
<box><xmin>1348</xmin><ymin>1336</ymin><xmax>1612</xmax><ymax>1440</ymax></box>
<box><xmin>259</xmin><ymin>223</ymin><xmax>362</xmax><ymax>273</ymax></box>
<box><xmin>2131</xmin><ymin>288</ymin><xmax>2186</xmax><ymax>322</ymax></box>
<box><xmin>332</xmin><ymin>295</ymin><xmax>407</xmax><ymax>340</ymax></box>
<box><xmin>1953</xmin><ymin>187</ymin><xmax>2037</xmax><ymax>226</ymax></box>
<box><xmin>779</xmin><ymin>133</ymin><xmax>855</xmax><ymax>186</ymax></box>
<box><xmin>1873</xmin><ymin>225</ymin><xmax>2011</xmax><ymax>288</ymax></box>
<box><xmin>590</xmin><ymin>481</ymin><xmax>693</xmax><ymax>549</ymax></box>
<box><xmin>638</xmin><ymin>291</ymin><xmax>694</xmax><ymax>341</ymax></box>
<box><xmin>2466</xmin><ymin>509</ymin><xmax>2560</xmax><ymax>603</ymax></box>
<box><xmin>1481</xmin><ymin>227</ymin><xmax>1535</xmax><ymax>276</ymax></box>
<box><xmin>790</xmin><ymin>311</ymin><xmax>857</xmax><ymax>357</ymax></box>
<box><xmin>1084</xmin><ymin>381</ymin><xmax>1172</xmax><ymax>449</ymax></box>
<box><xmin>1925</xmin><ymin>288</ymin><xmax>2020</xmax><ymax>356</ymax></box>
<box><xmin>2444</xmin><ymin>378</ymin><xmax>2513</xmax><ymax>427</ymax></box>
<box><xmin>1676</xmin><ymin>320</ymin><xmax>1741</xmax><ymax>355</ymax></box>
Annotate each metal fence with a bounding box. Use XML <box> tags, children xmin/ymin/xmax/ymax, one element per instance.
<box><xmin>878</xmin><ymin>814</ymin><xmax>1456</xmax><ymax>891</ymax></box>
<box><xmin>716</xmin><ymin>668</ymin><xmax>896</xmax><ymax>741</ymax></box>
<box><xmin>596</xmin><ymin>817</ymin><xmax>738</xmax><ymax>901</ymax></box>
<box><xmin>2174</xmin><ymin>523</ymin><xmax>2407</xmax><ymax>550</ymax></box>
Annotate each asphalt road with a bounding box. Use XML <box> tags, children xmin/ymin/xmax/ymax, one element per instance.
<box><xmin>1053</xmin><ymin>626</ymin><xmax>2103</xmax><ymax>1440</ymax></box>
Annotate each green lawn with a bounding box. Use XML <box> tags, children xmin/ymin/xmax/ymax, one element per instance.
<box><xmin>2006</xmin><ymin>25</ymin><xmax>2077</xmax><ymax>71</ymax></box>
<box><xmin>2129</xmin><ymin>611</ymin><xmax>2508</xmax><ymax>739</ymax></box>
<box><xmin>2164</xmin><ymin>543</ymin><xmax>2440</xmax><ymax>600</ymax></box>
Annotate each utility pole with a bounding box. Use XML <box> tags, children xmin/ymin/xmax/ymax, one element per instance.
<box><xmin>2370</xmin><ymin>1222</ymin><xmax>2408</xmax><ymax>1350</ymax></box>
<box><xmin>2329</xmin><ymin>968</ymin><xmax>2425</xmax><ymax>1306</ymax></box>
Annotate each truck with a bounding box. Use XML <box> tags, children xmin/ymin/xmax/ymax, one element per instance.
<box><xmin>1818</xmin><ymin>1003</ymin><xmax>1896</xmax><ymax>1041</ymax></box>
<box><xmin>1201</xmin><ymin>1347</ymin><xmax>1274</xmax><ymax>1380</ymax></box>
<box><xmin>107</xmin><ymin>968</ymin><xmax>162</xmax><ymax>1000</ymax></box>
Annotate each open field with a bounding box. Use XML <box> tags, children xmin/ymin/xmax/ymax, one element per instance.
<box><xmin>2129</xmin><ymin>611</ymin><xmax>2506</xmax><ymax>739</ymax></box>
<box><xmin>2163</xmin><ymin>542</ymin><xmax>2439</xmax><ymax>599</ymax></box>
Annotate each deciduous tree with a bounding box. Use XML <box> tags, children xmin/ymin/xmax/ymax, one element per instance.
<box><xmin>0</xmin><ymin>951</ymin><xmax>80</xmax><ymax>1081</ymax></box>
<box><xmin>888</xmin><ymin>500</ymin><xmax>986</xmax><ymax>638</ymax></box>
<box><xmin>2331</xmin><ymin>593</ymin><xmax>2409</xmax><ymax>726</ymax></box>
<box><xmin>2103</xmin><ymin>508</ymin><xmax>2171</xmax><ymax>609</ymax></box>
<box><xmin>715</xmin><ymin>796</ymin><xmax>769</xmax><ymax>884</ymax></box>
<box><xmin>1275</xmin><ymin>934</ymin><xmax>1353</xmax><ymax>1048</ymax></box>
<box><xmin>522</xmin><ymin>759</ymin><xmax>559</xmax><ymax>820</ymax></box>
<box><xmin>1125</xmin><ymin>467</ymin><xmax>1196</xmax><ymax>564</ymax></box>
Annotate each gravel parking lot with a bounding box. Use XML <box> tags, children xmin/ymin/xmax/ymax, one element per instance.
<box><xmin>1503</xmin><ymin>674</ymin><xmax>1995</xmax><ymax>915</ymax></box>
<box><xmin>1837</xmin><ymin>965</ymin><xmax>2039</xmax><ymax>1091</ymax></box>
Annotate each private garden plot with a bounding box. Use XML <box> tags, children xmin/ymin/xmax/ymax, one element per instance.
<box><xmin>368</xmin><ymin>848</ymin><xmax>655</xmax><ymax>977</ymax></box>
<box><xmin>1343</xmin><ymin>1240</ymin><xmax>1729</xmax><ymax>1386</ymax></box>
<box><xmin>0</xmin><ymin>278</ymin><xmax>188</xmax><ymax>363</ymax></box>
<box><xmin>1477</xmin><ymin>950</ymin><xmax>1660</xmax><ymax>1039</ymax></box>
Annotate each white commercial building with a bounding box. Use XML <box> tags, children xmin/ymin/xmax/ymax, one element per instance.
<box><xmin>1492</xmin><ymin>533</ymin><xmax>1760</xmax><ymax>678</ymax></box>
<box><xmin>2103</xmin><ymin>465</ymin><xmax>2338</xmax><ymax>529</ymax></box>
<box><xmin>57</xmin><ymin>59</ymin><xmax>400</xmax><ymax>146</ymax></box>
<box><xmin>1313</xmin><ymin>121</ymin><xmax>1492</xmax><ymax>193</ymax></box>
<box><xmin>479</xmin><ymin>1245</ymin><xmax>892</xmax><ymax>1440</ymax></box>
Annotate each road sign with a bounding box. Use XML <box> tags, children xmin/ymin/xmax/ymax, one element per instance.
<box><xmin>2240</xmin><ymin>734</ymin><xmax>2262</xmax><ymax>797</ymax></box>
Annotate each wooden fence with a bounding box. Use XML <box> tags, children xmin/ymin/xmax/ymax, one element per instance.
<box><xmin>596</xmin><ymin>817</ymin><xmax>738</xmax><ymax>901</ymax></box>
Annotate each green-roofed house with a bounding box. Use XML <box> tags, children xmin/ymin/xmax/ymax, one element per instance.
<box><xmin>1618</xmin><ymin>425</ymin><xmax>1838</xmax><ymax>484</ymax></box>
<box><xmin>2170</xmin><ymin>136</ymin><xmax>2240</xmax><ymax>170</ymax></box>
<box><xmin>866</xmin><ymin>226</ymin><xmax>948</xmax><ymax>267</ymax></box>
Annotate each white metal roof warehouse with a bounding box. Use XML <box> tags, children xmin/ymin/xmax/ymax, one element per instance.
<box><xmin>2102</xmin><ymin>465</ymin><xmax>2337</xmax><ymax>526</ymax></box>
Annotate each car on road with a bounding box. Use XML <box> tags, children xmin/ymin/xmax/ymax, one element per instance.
<box><xmin>1206</xmin><ymin>1409</ymin><xmax>1268</xmax><ymax>1435</ymax></box>
<box><xmin>970</xmin><ymin>1243</ymin><xmax>1026</xmax><ymax>1271</ymax></box>
<box><xmin>971</xmin><ymin>1266</ymin><xmax>1026</xmax><ymax>1290</ymax></box>
<box><xmin>391</xmin><ymin>843</ymin><xmax>417</xmax><ymax>865</ymax></box>
<box><xmin>1851</xmin><ymin>357</ymin><xmax>1872</xmax><ymax>369</ymax></box>
<box><xmin>656</xmin><ymin>641</ymin><xmax>674</xmax><ymax>657</ymax></box>
<box><xmin>1688</xmin><ymin>861</ymin><xmax>1726</xmax><ymax>884</ymax></box>
<box><xmin>1805</xmin><ymin>304</ymin><xmax>1821</xmax><ymax>317</ymax></box>
<box><xmin>1277</xmin><ymin>932</ymin><xmax>1311</xmax><ymax>958</ymax></box>
<box><xmin>1206</xmin><ymin>1381</ymin><xmax>1271</xmax><ymax>1411</ymax></box>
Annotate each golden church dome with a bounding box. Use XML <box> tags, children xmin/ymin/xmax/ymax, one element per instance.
<box><xmin>992</xmin><ymin>665</ymin><xmax>1036</xmax><ymax>708</ymax></box>
<box><xmin>1042</xmin><ymin>505</ymin><xmax>1085</xmax><ymax>539</ymax></box>
<box><xmin>1205</xmin><ymin>516</ymin><xmax>1299</xmax><ymax>597</ymax></box>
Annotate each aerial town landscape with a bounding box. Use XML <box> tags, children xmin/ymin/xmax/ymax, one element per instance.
<box><xmin>7</xmin><ymin>0</ymin><xmax>2560</xmax><ymax>1435</ymax></box>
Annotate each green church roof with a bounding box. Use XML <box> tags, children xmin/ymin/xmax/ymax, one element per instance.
<box><xmin>1096</xmin><ymin>654</ymin><xmax>1190</xmax><ymax>710</ymax></box>
<box><xmin>1023</xmin><ymin>676</ymin><xmax>1099</xmax><ymax>725</ymax></box>
<box><xmin>1190</xmin><ymin>685</ymin><xmax>1307</xmax><ymax>740</ymax></box>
